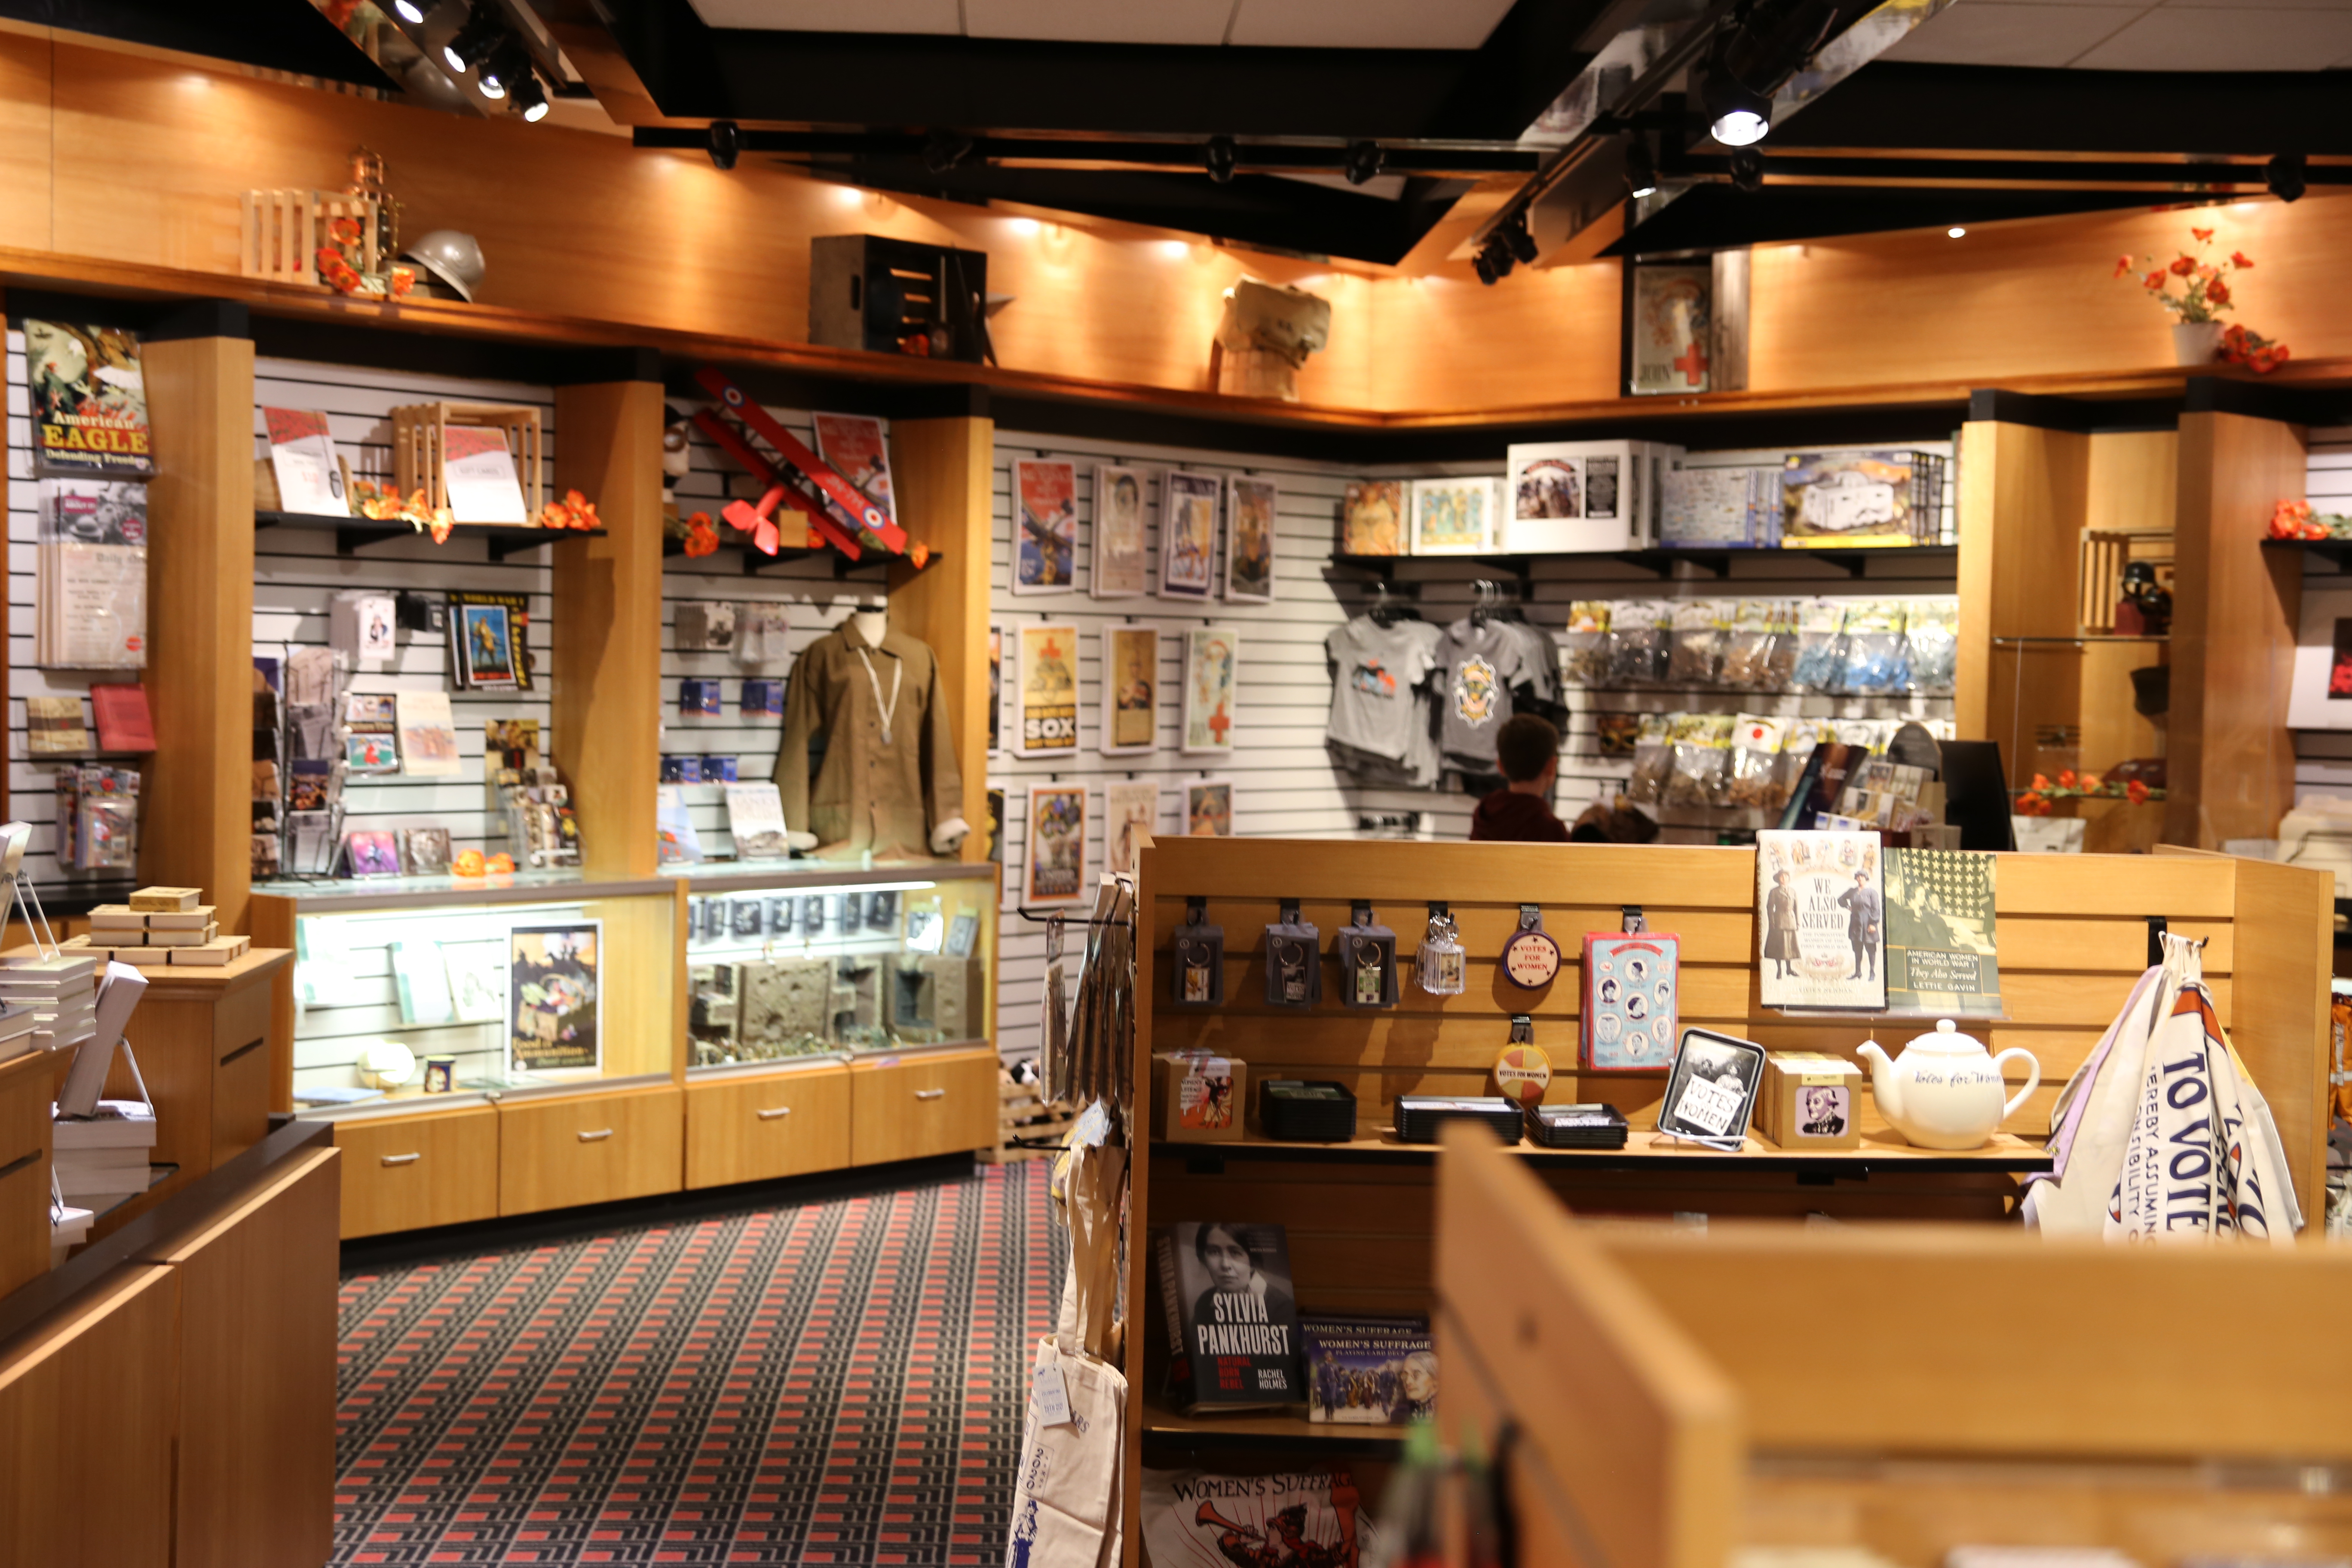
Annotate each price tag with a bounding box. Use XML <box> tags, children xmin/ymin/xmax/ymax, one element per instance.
<box><xmin>1033</xmin><ymin>1359</ymin><xmax>1073</xmax><ymax>1427</ymax></box>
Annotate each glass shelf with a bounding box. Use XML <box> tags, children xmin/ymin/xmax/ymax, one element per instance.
<box><xmin>1991</xmin><ymin>635</ymin><xmax>2170</xmax><ymax>646</ymax></box>
<box><xmin>254</xmin><ymin>867</ymin><xmax>671</xmax><ymax>911</ymax></box>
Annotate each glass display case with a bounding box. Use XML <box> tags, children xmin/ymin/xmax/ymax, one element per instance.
<box><xmin>668</xmin><ymin>862</ymin><xmax>998</xmax><ymax>1072</ymax></box>
<box><xmin>253</xmin><ymin>874</ymin><xmax>678</xmax><ymax>1113</ymax></box>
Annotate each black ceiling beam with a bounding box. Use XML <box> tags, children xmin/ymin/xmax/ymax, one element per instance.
<box><xmin>1768</xmin><ymin>62</ymin><xmax>2352</xmax><ymax>156</ymax></box>
<box><xmin>629</xmin><ymin>126</ymin><xmax>1541</xmax><ymax>177</ymax></box>
<box><xmin>1681</xmin><ymin>153</ymin><xmax>2352</xmax><ymax>188</ymax></box>
<box><xmin>0</xmin><ymin>0</ymin><xmax>398</xmax><ymax>88</ymax></box>
<box><xmin>818</xmin><ymin>160</ymin><xmax>1463</xmax><ymax>266</ymax></box>
<box><xmin>1608</xmin><ymin>182</ymin><xmax>2179</xmax><ymax>256</ymax></box>
<box><xmin>590</xmin><ymin>0</ymin><xmax>1611</xmax><ymax>139</ymax></box>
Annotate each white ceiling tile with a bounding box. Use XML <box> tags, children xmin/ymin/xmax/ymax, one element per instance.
<box><xmin>1227</xmin><ymin>0</ymin><xmax>1518</xmax><ymax>49</ymax></box>
<box><xmin>2072</xmin><ymin>6</ymin><xmax>2352</xmax><ymax>61</ymax></box>
<box><xmin>1877</xmin><ymin>3</ymin><xmax>2150</xmax><ymax>65</ymax></box>
<box><xmin>685</xmin><ymin>0</ymin><xmax>960</xmax><ymax>30</ymax></box>
<box><xmin>964</xmin><ymin>0</ymin><xmax>1235</xmax><ymax>43</ymax></box>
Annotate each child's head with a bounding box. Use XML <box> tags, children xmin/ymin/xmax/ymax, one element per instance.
<box><xmin>1495</xmin><ymin>714</ymin><xmax>1561</xmax><ymax>784</ymax></box>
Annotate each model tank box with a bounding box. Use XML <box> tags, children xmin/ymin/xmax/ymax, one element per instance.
<box><xmin>1755</xmin><ymin>1051</ymin><xmax>1864</xmax><ymax>1150</ymax></box>
<box><xmin>809</xmin><ymin>235</ymin><xmax>992</xmax><ymax>363</ymax></box>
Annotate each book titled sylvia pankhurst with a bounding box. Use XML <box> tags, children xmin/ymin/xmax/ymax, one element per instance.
<box><xmin>1156</xmin><ymin>1220</ymin><xmax>1303</xmax><ymax>1413</ymax></box>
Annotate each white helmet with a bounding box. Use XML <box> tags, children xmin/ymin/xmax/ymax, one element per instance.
<box><xmin>400</xmin><ymin>229</ymin><xmax>485</xmax><ymax>301</ymax></box>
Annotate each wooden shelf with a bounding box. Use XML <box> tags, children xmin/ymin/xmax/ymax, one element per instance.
<box><xmin>659</xmin><ymin>536</ymin><xmax>946</xmax><ymax>579</ymax></box>
<box><xmin>2262</xmin><ymin>536</ymin><xmax>2352</xmax><ymax>571</ymax></box>
<box><xmin>1155</xmin><ymin>1128</ymin><xmax>2053</xmax><ymax>1175</ymax></box>
<box><xmin>1138</xmin><ymin>1394</ymin><xmax>1411</xmax><ymax>1458</ymax></box>
<box><xmin>1329</xmin><ymin>544</ymin><xmax>1958</xmax><ymax>583</ymax></box>
<box><xmin>254</xmin><ymin>510</ymin><xmax>607</xmax><ymax>560</ymax></box>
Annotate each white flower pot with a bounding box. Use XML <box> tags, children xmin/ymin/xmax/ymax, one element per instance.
<box><xmin>2172</xmin><ymin>320</ymin><xmax>2224</xmax><ymax>366</ymax></box>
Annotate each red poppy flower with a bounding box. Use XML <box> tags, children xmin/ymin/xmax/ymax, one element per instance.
<box><xmin>2031</xmin><ymin>773</ymin><xmax>2051</xmax><ymax>792</ymax></box>
<box><xmin>2114</xmin><ymin>254</ymin><xmax>2135</xmax><ymax>278</ymax></box>
<box><xmin>2058</xmin><ymin>769</ymin><xmax>2079</xmax><ymax>789</ymax></box>
<box><xmin>2230</xmin><ymin>251</ymin><xmax>2254</xmax><ymax>269</ymax></box>
<box><xmin>2169</xmin><ymin>254</ymin><xmax>2197</xmax><ymax>277</ymax></box>
<box><xmin>2126</xmin><ymin>779</ymin><xmax>2150</xmax><ymax>805</ymax></box>
<box><xmin>2205</xmin><ymin>278</ymin><xmax>2230</xmax><ymax>307</ymax></box>
<box><xmin>2191</xmin><ymin>227</ymin><xmax>2214</xmax><ymax>242</ymax></box>
<box><xmin>2143</xmin><ymin>271</ymin><xmax>2168</xmax><ymax>291</ymax></box>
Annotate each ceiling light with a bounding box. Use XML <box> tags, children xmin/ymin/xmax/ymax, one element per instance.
<box><xmin>1702</xmin><ymin>59</ymin><xmax>1773</xmax><ymax>147</ymax></box>
<box><xmin>512</xmin><ymin>71</ymin><xmax>548</xmax><ymax>121</ymax></box>
<box><xmin>392</xmin><ymin>0</ymin><xmax>426</xmax><ymax>23</ymax></box>
<box><xmin>1159</xmin><ymin>239</ymin><xmax>1191</xmax><ymax>259</ymax></box>
<box><xmin>2267</xmin><ymin>153</ymin><xmax>2306</xmax><ymax>204</ymax></box>
<box><xmin>1947</xmin><ymin>226</ymin><xmax>1966</xmax><ymax>239</ymax></box>
<box><xmin>924</xmin><ymin>129</ymin><xmax>975</xmax><ymax>175</ymax></box>
<box><xmin>1624</xmin><ymin>137</ymin><xmax>1658</xmax><ymax>200</ymax></box>
<box><xmin>1483</xmin><ymin>241</ymin><xmax>1516</xmax><ymax>281</ymax></box>
<box><xmin>1729</xmin><ymin>147</ymin><xmax>1764</xmax><ymax>193</ymax></box>
<box><xmin>1473</xmin><ymin>250</ymin><xmax>1498</xmax><ymax>286</ymax></box>
<box><xmin>480</xmin><ymin>35</ymin><xmax>527</xmax><ymax>95</ymax></box>
<box><xmin>1343</xmin><ymin>141</ymin><xmax>1384</xmax><ymax>186</ymax></box>
<box><xmin>441</xmin><ymin>6</ymin><xmax>500</xmax><ymax>76</ymax></box>
<box><xmin>1205</xmin><ymin>136</ymin><xmax>1237</xmax><ymax>184</ymax></box>
<box><xmin>1502</xmin><ymin>213</ymin><xmax>1538</xmax><ymax>266</ymax></box>
<box><xmin>707</xmin><ymin>119</ymin><xmax>740</xmax><ymax>172</ymax></box>
<box><xmin>1006</xmin><ymin>216</ymin><xmax>1040</xmax><ymax>237</ymax></box>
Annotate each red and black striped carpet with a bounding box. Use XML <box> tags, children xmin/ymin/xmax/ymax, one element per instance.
<box><xmin>334</xmin><ymin>1161</ymin><xmax>1063</xmax><ymax>1565</ymax></box>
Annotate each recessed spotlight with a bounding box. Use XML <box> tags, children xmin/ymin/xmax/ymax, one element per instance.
<box><xmin>1948</xmin><ymin>226</ymin><xmax>1966</xmax><ymax>239</ymax></box>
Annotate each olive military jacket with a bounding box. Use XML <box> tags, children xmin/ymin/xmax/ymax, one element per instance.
<box><xmin>779</xmin><ymin>619</ymin><xmax>963</xmax><ymax>861</ymax></box>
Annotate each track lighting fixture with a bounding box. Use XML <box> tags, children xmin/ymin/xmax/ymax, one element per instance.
<box><xmin>440</xmin><ymin>6</ymin><xmax>501</xmax><ymax>77</ymax></box>
<box><xmin>1705</xmin><ymin>67</ymin><xmax>1772</xmax><ymax>148</ymax></box>
<box><xmin>1502</xmin><ymin>213</ymin><xmax>1538</xmax><ymax>266</ymax></box>
<box><xmin>707</xmin><ymin>119</ymin><xmax>741</xmax><ymax>172</ymax></box>
<box><xmin>1624</xmin><ymin>136</ymin><xmax>1658</xmax><ymax>200</ymax></box>
<box><xmin>511</xmin><ymin>71</ymin><xmax>548</xmax><ymax>121</ymax></box>
<box><xmin>1483</xmin><ymin>240</ymin><xmax>1516</xmax><ymax>281</ymax></box>
<box><xmin>924</xmin><ymin>129</ymin><xmax>976</xmax><ymax>175</ymax></box>
<box><xmin>1729</xmin><ymin>147</ymin><xmax>1764</xmax><ymax>193</ymax></box>
<box><xmin>1205</xmin><ymin>136</ymin><xmax>1237</xmax><ymax>184</ymax></box>
<box><xmin>1473</xmin><ymin>249</ymin><xmax>1498</xmax><ymax>286</ymax></box>
<box><xmin>392</xmin><ymin>0</ymin><xmax>427</xmax><ymax>24</ymax></box>
<box><xmin>480</xmin><ymin>35</ymin><xmax>527</xmax><ymax>97</ymax></box>
<box><xmin>1343</xmin><ymin>141</ymin><xmax>1384</xmax><ymax>186</ymax></box>
<box><xmin>2267</xmin><ymin>153</ymin><xmax>2306</xmax><ymax>204</ymax></box>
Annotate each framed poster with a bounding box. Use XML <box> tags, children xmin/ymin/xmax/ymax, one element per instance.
<box><xmin>2286</xmin><ymin>585</ymin><xmax>2352</xmax><ymax>729</ymax></box>
<box><xmin>1025</xmin><ymin>784</ymin><xmax>1087</xmax><ymax>904</ymax></box>
<box><xmin>1409</xmin><ymin>477</ymin><xmax>1499</xmax><ymax>556</ymax></box>
<box><xmin>1340</xmin><ymin>481</ymin><xmax>1405</xmax><ymax>556</ymax></box>
<box><xmin>1104</xmin><ymin>781</ymin><xmax>1159</xmax><ymax>875</ymax></box>
<box><xmin>1181</xmin><ymin>626</ymin><xmax>1240</xmax><ymax>755</ymax></box>
<box><xmin>987</xmin><ymin>624</ymin><xmax>1004</xmax><ymax>754</ymax></box>
<box><xmin>509</xmin><ymin>921</ymin><xmax>603</xmax><ymax>1075</ymax></box>
<box><xmin>1627</xmin><ymin>262</ymin><xmax>1712</xmax><ymax>396</ymax></box>
<box><xmin>1184</xmin><ymin>777</ymin><xmax>1235</xmax><ymax>838</ymax></box>
<box><xmin>1017</xmin><ymin>623</ymin><xmax>1081</xmax><ymax>756</ymax></box>
<box><xmin>1012</xmin><ymin>458</ymin><xmax>1078</xmax><ymax>594</ymax></box>
<box><xmin>1159</xmin><ymin>471</ymin><xmax>1220</xmax><ymax>600</ymax></box>
<box><xmin>810</xmin><ymin>411</ymin><xmax>895</xmax><ymax>522</ymax></box>
<box><xmin>1100</xmin><ymin>624</ymin><xmax>1160</xmax><ymax>756</ymax></box>
<box><xmin>1225</xmin><ymin>476</ymin><xmax>1278</xmax><ymax>602</ymax></box>
<box><xmin>1093</xmin><ymin>464</ymin><xmax>1149</xmax><ymax>598</ymax></box>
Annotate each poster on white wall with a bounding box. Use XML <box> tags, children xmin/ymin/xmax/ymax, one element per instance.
<box><xmin>1012</xmin><ymin>459</ymin><xmax>1078</xmax><ymax>594</ymax></box>
<box><xmin>1160</xmin><ymin>472</ymin><xmax>1220</xmax><ymax>600</ymax></box>
<box><xmin>1100</xmin><ymin>625</ymin><xmax>1160</xmax><ymax>756</ymax></box>
<box><xmin>1182</xmin><ymin>627</ymin><xmax>1240</xmax><ymax>755</ymax></box>
<box><xmin>1093</xmin><ymin>465</ymin><xmax>1149</xmax><ymax>598</ymax></box>
<box><xmin>2288</xmin><ymin>585</ymin><xmax>2352</xmax><ymax>729</ymax></box>
<box><xmin>1105</xmin><ymin>781</ymin><xmax>1159</xmax><ymax>875</ymax></box>
<box><xmin>1225</xmin><ymin>476</ymin><xmax>1278</xmax><ymax>602</ymax></box>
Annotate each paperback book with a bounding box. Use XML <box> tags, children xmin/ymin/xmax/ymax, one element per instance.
<box><xmin>1302</xmin><ymin>1314</ymin><xmax>1436</xmax><ymax>1425</ymax></box>
<box><xmin>1755</xmin><ymin>829</ymin><xmax>1886</xmax><ymax>1010</ymax></box>
<box><xmin>1883</xmin><ymin>848</ymin><xmax>2003</xmax><ymax>1017</ymax></box>
<box><xmin>1156</xmin><ymin>1221</ymin><xmax>1303</xmax><ymax>1413</ymax></box>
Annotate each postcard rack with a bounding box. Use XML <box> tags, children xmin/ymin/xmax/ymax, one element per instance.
<box><xmin>1118</xmin><ymin>836</ymin><xmax>2333</xmax><ymax>1566</ymax></box>
<box><xmin>1435</xmin><ymin>1127</ymin><xmax>2352</xmax><ymax>1568</ymax></box>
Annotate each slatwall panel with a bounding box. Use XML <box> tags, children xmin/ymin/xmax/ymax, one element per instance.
<box><xmin>2296</xmin><ymin>428</ymin><xmax>2352</xmax><ymax>803</ymax></box>
<box><xmin>250</xmin><ymin>358</ymin><xmax>557</xmax><ymax>866</ymax></box>
<box><xmin>6</xmin><ymin>327</ymin><xmax>141</xmax><ymax>903</ymax></box>
<box><xmin>983</xmin><ymin>433</ymin><xmax>1962</xmax><ymax>1063</ymax></box>
<box><xmin>661</xmin><ymin>400</ymin><xmax>886</xmax><ymax>857</ymax></box>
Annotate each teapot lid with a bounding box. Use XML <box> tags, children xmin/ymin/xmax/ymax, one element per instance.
<box><xmin>1904</xmin><ymin>1017</ymin><xmax>1982</xmax><ymax>1052</ymax></box>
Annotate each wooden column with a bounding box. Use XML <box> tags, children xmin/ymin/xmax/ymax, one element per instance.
<box><xmin>2165</xmin><ymin>410</ymin><xmax>2306</xmax><ymax>848</ymax></box>
<box><xmin>550</xmin><ymin>378</ymin><xmax>664</xmax><ymax>879</ymax></box>
<box><xmin>1954</xmin><ymin>417</ymin><xmax>2089</xmax><ymax>784</ymax></box>
<box><xmin>888</xmin><ymin>413</ymin><xmax>997</xmax><ymax>863</ymax></box>
<box><xmin>2222</xmin><ymin>851</ymin><xmax>2332</xmax><ymax>1225</ymax></box>
<box><xmin>141</xmin><ymin>325</ymin><xmax>257</xmax><ymax>934</ymax></box>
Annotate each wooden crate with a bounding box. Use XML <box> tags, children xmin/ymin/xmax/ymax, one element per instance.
<box><xmin>980</xmin><ymin>1069</ymin><xmax>1075</xmax><ymax>1164</ymax></box>
<box><xmin>239</xmin><ymin>190</ymin><xmax>381</xmax><ymax>289</ymax></box>
<box><xmin>391</xmin><ymin>402</ymin><xmax>544</xmax><ymax>516</ymax></box>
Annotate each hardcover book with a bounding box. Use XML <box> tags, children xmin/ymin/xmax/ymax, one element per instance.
<box><xmin>438</xmin><ymin>426</ymin><xmax>529</xmax><ymax>523</ymax></box>
<box><xmin>1302</xmin><ymin>1314</ymin><xmax>1436</xmax><ymax>1425</ymax></box>
<box><xmin>1883</xmin><ymin>848</ymin><xmax>2003</xmax><ymax>1017</ymax></box>
<box><xmin>25</xmin><ymin>320</ymin><xmax>153</xmax><ymax>477</ymax></box>
<box><xmin>262</xmin><ymin>406</ymin><xmax>346</xmax><ymax>515</ymax></box>
<box><xmin>27</xmin><ymin>696</ymin><xmax>91</xmax><ymax>756</ymax></box>
<box><xmin>1156</xmin><ymin>1221</ymin><xmax>1304</xmax><ymax>1414</ymax></box>
<box><xmin>1755</xmin><ymin>829</ymin><xmax>1886</xmax><ymax>1010</ymax></box>
<box><xmin>88</xmin><ymin>683</ymin><xmax>154</xmax><ymax>753</ymax></box>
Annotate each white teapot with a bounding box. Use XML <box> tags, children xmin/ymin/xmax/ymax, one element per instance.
<box><xmin>1855</xmin><ymin>1019</ymin><xmax>2039</xmax><ymax>1150</ymax></box>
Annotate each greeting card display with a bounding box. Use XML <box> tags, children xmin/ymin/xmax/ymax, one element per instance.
<box><xmin>1499</xmin><ymin>905</ymin><xmax>1561</xmax><ymax>989</ymax></box>
<box><xmin>1581</xmin><ymin>930</ymin><xmax>1679</xmax><ymax>1072</ymax></box>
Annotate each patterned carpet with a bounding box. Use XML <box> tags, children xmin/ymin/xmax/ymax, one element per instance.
<box><xmin>333</xmin><ymin>1161</ymin><xmax>1064</xmax><ymax>1566</ymax></box>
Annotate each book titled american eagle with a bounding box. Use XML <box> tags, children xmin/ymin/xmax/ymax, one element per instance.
<box><xmin>1156</xmin><ymin>1221</ymin><xmax>1304</xmax><ymax>1414</ymax></box>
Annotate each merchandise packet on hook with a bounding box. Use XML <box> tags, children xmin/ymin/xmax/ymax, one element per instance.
<box><xmin>1263</xmin><ymin>908</ymin><xmax>1322</xmax><ymax>1008</ymax></box>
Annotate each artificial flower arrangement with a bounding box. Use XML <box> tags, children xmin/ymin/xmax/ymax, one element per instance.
<box><xmin>313</xmin><ymin>216</ymin><xmax>416</xmax><ymax>301</ymax></box>
<box><xmin>348</xmin><ymin>481</ymin><xmax>599</xmax><ymax>544</ymax></box>
<box><xmin>2268</xmin><ymin>499</ymin><xmax>2352</xmax><ymax>541</ymax></box>
<box><xmin>2013</xmin><ymin>769</ymin><xmax>2162</xmax><ymax>816</ymax></box>
<box><xmin>2114</xmin><ymin>226</ymin><xmax>2290</xmax><ymax>372</ymax></box>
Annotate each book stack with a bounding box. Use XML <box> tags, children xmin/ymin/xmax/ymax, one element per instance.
<box><xmin>0</xmin><ymin>1001</ymin><xmax>37</xmax><ymax>1064</ymax></box>
<box><xmin>52</xmin><ymin>1098</ymin><xmax>156</xmax><ymax>1212</ymax></box>
<box><xmin>64</xmin><ymin>886</ymin><xmax>253</xmax><ymax>968</ymax></box>
<box><xmin>0</xmin><ymin>954</ymin><xmax>100</xmax><ymax>1051</ymax></box>
<box><xmin>52</xmin><ymin>1201</ymin><xmax>94</xmax><ymax>1265</ymax></box>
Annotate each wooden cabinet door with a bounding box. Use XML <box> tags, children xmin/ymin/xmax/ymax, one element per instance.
<box><xmin>498</xmin><ymin>1086</ymin><xmax>683</xmax><ymax>1216</ymax></box>
<box><xmin>334</xmin><ymin>1107</ymin><xmax>500</xmax><ymax>1239</ymax></box>
<box><xmin>685</xmin><ymin>1066</ymin><xmax>851</xmax><ymax>1190</ymax></box>
<box><xmin>207</xmin><ymin>981</ymin><xmax>273</xmax><ymax>1167</ymax></box>
<box><xmin>849</xmin><ymin>1049</ymin><xmax>998</xmax><ymax>1167</ymax></box>
<box><xmin>0</xmin><ymin>1053</ymin><xmax>52</xmax><ymax>1296</ymax></box>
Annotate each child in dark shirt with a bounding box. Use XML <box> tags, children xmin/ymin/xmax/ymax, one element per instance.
<box><xmin>1470</xmin><ymin>714</ymin><xmax>1570</xmax><ymax>842</ymax></box>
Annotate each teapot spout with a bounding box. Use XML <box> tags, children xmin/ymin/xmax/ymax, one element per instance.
<box><xmin>1855</xmin><ymin>1038</ymin><xmax>1899</xmax><ymax>1121</ymax></box>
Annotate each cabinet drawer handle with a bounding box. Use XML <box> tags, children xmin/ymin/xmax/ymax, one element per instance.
<box><xmin>578</xmin><ymin>1128</ymin><xmax>615</xmax><ymax>1142</ymax></box>
<box><xmin>914</xmin><ymin>1088</ymin><xmax>946</xmax><ymax>1101</ymax></box>
<box><xmin>756</xmin><ymin>1106</ymin><xmax>793</xmax><ymax>1120</ymax></box>
<box><xmin>380</xmin><ymin>1153</ymin><xmax>421</xmax><ymax>1167</ymax></box>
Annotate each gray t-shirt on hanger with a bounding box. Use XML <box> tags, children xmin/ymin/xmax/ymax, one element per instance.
<box><xmin>1436</xmin><ymin>619</ymin><xmax>1531</xmax><ymax>765</ymax></box>
<box><xmin>1325</xmin><ymin>616</ymin><xmax>1442</xmax><ymax>762</ymax></box>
